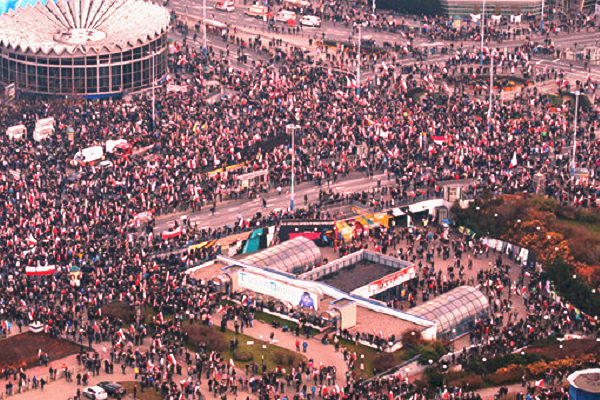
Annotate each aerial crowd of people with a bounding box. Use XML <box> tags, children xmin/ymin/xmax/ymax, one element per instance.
<box><xmin>0</xmin><ymin>1</ymin><xmax>598</xmax><ymax>399</ymax></box>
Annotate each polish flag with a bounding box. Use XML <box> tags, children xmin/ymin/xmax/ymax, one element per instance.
<box><xmin>229</xmin><ymin>359</ymin><xmax>235</xmax><ymax>368</ymax></box>
<box><xmin>509</xmin><ymin>152</ymin><xmax>518</xmax><ymax>168</ymax></box>
<box><xmin>161</xmin><ymin>227</ymin><xmax>182</xmax><ymax>240</ymax></box>
<box><xmin>168</xmin><ymin>354</ymin><xmax>177</xmax><ymax>365</ymax></box>
<box><xmin>25</xmin><ymin>265</ymin><xmax>56</xmax><ymax>276</ymax></box>
<box><xmin>116</xmin><ymin>329</ymin><xmax>126</xmax><ymax>341</ymax></box>
<box><xmin>27</xmin><ymin>234</ymin><xmax>37</xmax><ymax>247</ymax></box>
<box><xmin>216</xmin><ymin>305</ymin><xmax>225</xmax><ymax>313</ymax></box>
<box><xmin>146</xmin><ymin>360</ymin><xmax>155</xmax><ymax>369</ymax></box>
<box><xmin>346</xmin><ymin>77</ymin><xmax>357</xmax><ymax>89</ymax></box>
<box><xmin>535</xmin><ymin>379</ymin><xmax>544</xmax><ymax>388</ymax></box>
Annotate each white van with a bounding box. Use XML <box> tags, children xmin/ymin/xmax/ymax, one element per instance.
<box><xmin>215</xmin><ymin>0</ymin><xmax>235</xmax><ymax>11</ymax></box>
<box><xmin>275</xmin><ymin>10</ymin><xmax>296</xmax><ymax>22</ymax></box>
<box><xmin>73</xmin><ymin>146</ymin><xmax>104</xmax><ymax>166</ymax></box>
<box><xmin>299</xmin><ymin>15</ymin><xmax>320</xmax><ymax>27</ymax></box>
<box><xmin>245</xmin><ymin>5</ymin><xmax>268</xmax><ymax>18</ymax></box>
<box><xmin>33</xmin><ymin>117</ymin><xmax>55</xmax><ymax>142</ymax></box>
<box><xmin>6</xmin><ymin>125</ymin><xmax>26</xmax><ymax>140</ymax></box>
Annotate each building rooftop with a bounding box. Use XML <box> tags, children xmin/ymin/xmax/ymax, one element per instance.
<box><xmin>0</xmin><ymin>0</ymin><xmax>170</xmax><ymax>55</ymax></box>
<box><xmin>317</xmin><ymin>261</ymin><xmax>397</xmax><ymax>293</ymax></box>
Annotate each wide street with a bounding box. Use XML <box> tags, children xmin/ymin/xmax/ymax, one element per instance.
<box><xmin>154</xmin><ymin>171</ymin><xmax>387</xmax><ymax>231</ymax></box>
<box><xmin>155</xmin><ymin>0</ymin><xmax>600</xmax><ymax>234</ymax></box>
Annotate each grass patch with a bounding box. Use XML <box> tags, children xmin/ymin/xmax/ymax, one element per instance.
<box><xmin>254</xmin><ymin>311</ymin><xmax>299</xmax><ymax>331</ymax></box>
<box><xmin>118</xmin><ymin>381</ymin><xmax>162</xmax><ymax>400</ymax></box>
<box><xmin>336</xmin><ymin>338</ymin><xmax>416</xmax><ymax>379</ymax></box>
<box><xmin>221</xmin><ymin>330</ymin><xmax>306</xmax><ymax>372</ymax></box>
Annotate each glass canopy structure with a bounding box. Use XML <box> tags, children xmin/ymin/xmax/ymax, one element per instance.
<box><xmin>243</xmin><ymin>237</ymin><xmax>323</xmax><ymax>275</ymax></box>
<box><xmin>409</xmin><ymin>286</ymin><xmax>489</xmax><ymax>340</ymax></box>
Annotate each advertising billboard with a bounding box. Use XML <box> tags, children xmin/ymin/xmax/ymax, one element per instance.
<box><xmin>351</xmin><ymin>265</ymin><xmax>416</xmax><ymax>298</ymax></box>
<box><xmin>278</xmin><ymin>220</ymin><xmax>334</xmax><ymax>246</ymax></box>
<box><xmin>238</xmin><ymin>271</ymin><xmax>319</xmax><ymax>310</ymax></box>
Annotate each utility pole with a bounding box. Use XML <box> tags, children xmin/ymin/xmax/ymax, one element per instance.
<box><xmin>152</xmin><ymin>52</ymin><xmax>156</xmax><ymax>129</ymax></box>
<box><xmin>202</xmin><ymin>0</ymin><xmax>208</xmax><ymax>55</ymax></box>
<box><xmin>372</xmin><ymin>0</ymin><xmax>375</xmax><ymax>15</ymax></box>
<box><xmin>540</xmin><ymin>0</ymin><xmax>545</xmax><ymax>32</ymax></box>
<box><xmin>488</xmin><ymin>49</ymin><xmax>494</xmax><ymax>128</ymax></box>
<box><xmin>287</xmin><ymin>124</ymin><xmax>298</xmax><ymax>211</ymax></box>
<box><xmin>572</xmin><ymin>91</ymin><xmax>580</xmax><ymax>172</ymax></box>
<box><xmin>480</xmin><ymin>0</ymin><xmax>485</xmax><ymax>66</ymax></box>
<box><xmin>357</xmin><ymin>25</ymin><xmax>361</xmax><ymax>97</ymax></box>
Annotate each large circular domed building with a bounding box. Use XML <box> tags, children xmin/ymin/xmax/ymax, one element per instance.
<box><xmin>0</xmin><ymin>0</ymin><xmax>170</xmax><ymax>97</ymax></box>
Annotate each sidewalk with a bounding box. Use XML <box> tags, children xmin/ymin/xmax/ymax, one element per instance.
<box><xmin>216</xmin><ymin>314</ymin><xmax>351</xmax><ymax>385</ymax></box>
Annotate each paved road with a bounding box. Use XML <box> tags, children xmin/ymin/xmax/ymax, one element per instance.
<box><xmin>155</xmin><ymin>172</ymin><xmax>388</xmax><ymax>231</ymax></box>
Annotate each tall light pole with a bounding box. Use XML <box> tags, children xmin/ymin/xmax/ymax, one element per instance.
<box><xmin>572</xmin><ymin>91</ymin><xmax>580</xmax><ymax>172</ymax></box>
<box><xmin>487</xmin><ymin>49</ymin><xmax>494</xmax><ymax>134</ymax></box>
<box><xmin>202</xmin><ymin>0</ymin><xmax>208</xmax><ymax>55</ymax></box>
<box><xmin>150</xmin><ymin>51</ymin><xmax>157</xmax><ymax>129</ymax></box>
<box><xmin>372</xmin><ymin>0</ymin><xmax>375</xmax><ymax>15</ymax></box>
<box><xmin>287</xmin><ymin>124</ymin><xmax>299</xmax><ymax>211</ymax></box>
<box><xmin>357</xmin><ymin>25</ymin><xmax>361</xmax><ymax>97</ymax></box>
<box><xmin>540</xmin><ymin>0</ymin><xmax>545</xmax><ymax>32</ymax></box>
<box><xmin>480</xmin><ymin>0</ymin><xmax>485</xmax><ymax>66</ymax></box>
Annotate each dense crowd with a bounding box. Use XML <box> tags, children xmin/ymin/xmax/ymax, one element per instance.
<box><xmin>0</xmin><ymin>1</ymin><xmax>598</xmax><ymax>399</ymax></box>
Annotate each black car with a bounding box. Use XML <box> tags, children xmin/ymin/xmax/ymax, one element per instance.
<box><xmin>97</xmin><ymin>382</ymin><xmax>126</xmax><ymax>397</ymax></box>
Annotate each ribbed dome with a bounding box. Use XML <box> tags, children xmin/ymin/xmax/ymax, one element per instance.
<box><xmin>0</xmin><ymin>0</ymin><xmax>170</xmax><ymax>55</ymax></box>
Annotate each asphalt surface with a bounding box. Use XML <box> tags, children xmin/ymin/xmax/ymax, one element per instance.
<box><xmin>158</xmin><ymin>2</ymin><xmax>600</xmax><ymax>232</ymax></box>
<box><xmin>155</xmin><ymin>171</ymin><xmax>387</xmax><ymax>231</ymax></box>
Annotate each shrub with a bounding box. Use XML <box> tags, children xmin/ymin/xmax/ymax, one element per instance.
<box><xmin>285</xmin><ymin>353</ymin><xmax>297</xmax><ymax>367</ymax></box>
<box><xmin>486</xmin><ymin>365</ymin><xmax>523</xmax><ymax>385</ymax></box>
<box><xmin>183</xmin><ymin>325</ymin><xmax>227</xmax><ymax>352</ymax></box>
<box><xmin>424</xmin><ymin>367</ymin><xmax>444</xmax><ymax>388</ymax></box>
<box><xmin>273</xmin><ymin>351</ymin><xmax>285</xmax><ymax>365</ymax></box>
<box><xmin>530</xmin><ymin>336</ymin><xmax>559</xmax><ymax>348</ymax></box>
<box><xmin>417</xmin><ymin>340</ymin><xmax>447</xmax><ymax>365</ymax></box>
<box><xmin>372</xmin><ymin>353</ymin><xmax>397</xmax><ymax>372</ymax></box>
<box><xmin>233</xmin><ymin>350</ymin><xmax>254</xmax><ymax>362</ymax></box>
<box><xmin>449</xmin><ymin>373</ymin><xmax>483</xmax><ymax>390</ymax></box>
<box><xmin>101</xmin><ymin>301</ymin><xmax>139</xmax><ymax>323</ymax></box>
<box><xmin>401</xmin><ymin>330</ymin><xmax>423</xmax><ymax>346</ymax></box>
<box><xmin>465</xmin><ymin>353</ymin><xmax>542</xmax><ymax>375</ymax></box>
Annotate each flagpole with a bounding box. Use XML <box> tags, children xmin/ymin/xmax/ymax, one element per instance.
<box><xmin>488</xmin><ymin>50</ymin><xmax>494</xmax><ymax>129</ymax></box>
<box><xmin>480</xmin><ymin>0</ymin><xmax>485</xmax><ymax>66</ymax></box>
<box><xmin>357</xmin><ymin>25</ymin><xmax>361</xmax><ymax>97</ymax></box>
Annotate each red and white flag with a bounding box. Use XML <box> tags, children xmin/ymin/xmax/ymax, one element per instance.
<box><xmin>168</xmin><ymin>354</ymin><xmax>177</xmax><ymax>366</ymax></box>
<box><xmin>27</xmin><ymin>234</ymin><xmax>37</xmax><ymax>247</ymax></box>
<box><xmin>25</xmin><ymin>265</ymin><xmax>55</xmax><ymax>276</ymax></box>
<box><xmin>509</xmin><ymin>152</ymin><xmax>518</xmax><ymax>169</ymax></box>
<box><xmin>535</xmin><ymin>379</ymin><xmax>545</xmax><ymax>388</ymax></box>
<box><xmin>229</xmin><ymin>359</ymin><xmax>235</xmax><ymax>368</ymax></box>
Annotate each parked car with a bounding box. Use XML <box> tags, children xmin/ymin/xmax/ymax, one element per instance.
<box><xmin>83</xmin><ymin>386</ymin><xmax>108</xmax><ymax>400</ymax></box>
<box><xmin>97</xmin><ymin>382</ymin><xmax>126</xmax><ymax>397</ymax></box>
<box><xmin>274</xmin><ymin>10</ymin><xmax>296</xmax><ymax>22</ymax></box>
<box><xmin>299</xmin><ymin>15</ymin><xmax>320</xmax><ymax>27</ymax></box>
<box><xmin>215</xmin><ymin>0</ymin><xmax>234</xmax><ymax>11</ymax></box>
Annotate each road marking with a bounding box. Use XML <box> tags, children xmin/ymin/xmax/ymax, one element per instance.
<box><xmin>553</xmin><ymin>58</ymin><xmax>560</xmax><ymax>63</ymax></box>
<box><xmin>228</xmin><ymin>207</ymin><xmax>240</xmax><ymax>211</ymax></box>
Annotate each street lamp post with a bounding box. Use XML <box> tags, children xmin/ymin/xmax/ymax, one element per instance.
<box><xmin>150</xmin><ymin>51</ymin><xmax>157</xmax><ymax>129</ymax></box>
<box><xmin>488</xmin><ymin>49</ymin><xmax>494</xmax><ymax>127</ymax></box>
<box><xmin>287</xmin><ymin>124</ymin><xmax>300</xmax><ymax>211</ymax></box>
<box><xmin>541</xmin><ymin>0</ymin><xmax>545</xmax><ymax>32</ymax></box>
<box><xmin>202</xmin><ymin>0</ymin><xmax>208</xmax><ymax>55</ymax></box>
<box><xmin>372</xmin><ymin>0</ymin><xmax>375</xmax><ymax>15</ymax></box>
<box><xmin>357</xmin><ymin>25</ymin><xmax>361</xmax><ymax>97</ymax></box>
<box><xmin>572</xmin><ymin>91</ymin><xmax>580</xmax><ymax>172</ymax></box>
<box><xmin>480</xmin><ymin>0</ymin><xmax>485</xmax><ymax>66</ymax></box>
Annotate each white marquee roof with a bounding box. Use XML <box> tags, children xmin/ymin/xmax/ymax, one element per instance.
<box><xmin>0</xmin><ymin>0</ymin><xmax>170</xmax><ymax>55</ymax></box>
